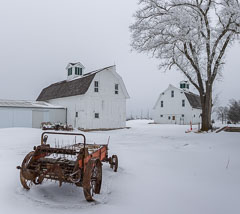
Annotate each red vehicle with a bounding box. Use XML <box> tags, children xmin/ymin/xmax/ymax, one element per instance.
<box><xmin>17</xmin><ymin>132</ymin><xmax>118</xmax><ymax>201</ymax></box>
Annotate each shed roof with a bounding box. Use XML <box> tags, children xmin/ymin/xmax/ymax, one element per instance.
<box><xmin>0</xmin><ymin>100</ymin><xmax>65</xmax><ymax>109</ymax></box>
<box><xmin>37</xmin><ymin>66</ymin><xmax>114</xmax><ymax>101</ymax></box>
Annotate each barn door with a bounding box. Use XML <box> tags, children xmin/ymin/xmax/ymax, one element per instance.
<box><xmin>32</xmin><ymin>110</ymin><xmax>49</xmax><ymax>128</ymax></box>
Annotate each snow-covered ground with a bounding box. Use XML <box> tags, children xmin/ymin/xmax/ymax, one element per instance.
<box><xmin>0</xmin><ymin>120</ymin><xmax>240</xmax><ymax>214</ymax></box>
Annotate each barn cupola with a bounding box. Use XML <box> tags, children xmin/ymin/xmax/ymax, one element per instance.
<box><xmin>180</xmin><ymin>80</ymin><xmax>189</xmax><ymax>90</ymax></box>
<box><xmin>66</xmin><ymin>62</ymin><xmax>85</xmax><ymax>81</ymax></box>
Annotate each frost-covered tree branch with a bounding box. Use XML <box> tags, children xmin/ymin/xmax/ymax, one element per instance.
<box><xmin>130</xmin><ymin>0</ymin><xmax>240</xmax><ymax>131</ymax></box>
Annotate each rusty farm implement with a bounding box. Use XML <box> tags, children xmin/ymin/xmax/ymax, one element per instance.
<box><xmin>17</xmin><ymin>132</ymin><xmax>118</xmax><ymax>201</ymax></box>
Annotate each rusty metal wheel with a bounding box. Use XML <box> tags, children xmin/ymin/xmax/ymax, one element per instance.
<box><xmin>111</xmin><ymin>155</ymin><xmax>118</xmax><ymax>172</ymax></box>
<box><xmin>20</xmin><ymin>151</ymin><xmax>35</xmax><ymax>190</ymax></box>
<box><xmin>83</xmin><ymin>158</ymin><xmax>102</xmax><ymax>202</ymax></box>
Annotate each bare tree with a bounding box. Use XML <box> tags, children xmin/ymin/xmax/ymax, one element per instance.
<box><xmin>216</xmin><ymin>106</ymin><xmax>229</xmax><ymax>124</ymax></box>
<box><xmin>130</xmin><ymin>0</ymin><xmax>240</xmax><ymax>131</ymax></box>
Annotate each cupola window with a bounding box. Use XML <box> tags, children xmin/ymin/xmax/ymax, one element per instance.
<box><xmin>68</xmin><ymin>68</ymin><xmax>72</xmax><ymax>76</ymax></box>
<box><xmin>66</xmin><ymin>62</ymin><xmax>85</xmax><ymax>80</ymax></box>
<box><xmin>75</xmin><ymin>67</ymin><xmax>83</xmax><ymax>75</ymax></box>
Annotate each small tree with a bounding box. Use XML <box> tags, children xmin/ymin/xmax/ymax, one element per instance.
<box><xmin>228</xmin><ymin>99</ymin><xmax>240</xmax><ymax>123</ymax></box>
<box><xmin>130</xmin><ymin>0</ymin><xmax>240</xmax><ymax>131</ymax></box>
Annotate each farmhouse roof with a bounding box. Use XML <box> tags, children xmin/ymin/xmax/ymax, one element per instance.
<box><xmin>184</xmin><ymin>92</ymin><xmax>202</xmax><ymax>109</ymax></box>
<box><xmin>36</xmin><ymin>66</ymin><xmax>114</xmax><ymax>101</ymax></box>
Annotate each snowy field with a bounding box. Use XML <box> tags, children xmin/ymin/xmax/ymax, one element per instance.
<box><xmin>0</xmin><ymin>120</ymin><xmax>240</xmax><ymax>214</ymax></box>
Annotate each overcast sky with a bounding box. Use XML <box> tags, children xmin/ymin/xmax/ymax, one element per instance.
<box><xmin>0</xmin><ymin>0</ymin><xmax>239</xmax><ymax>117</ymax></box>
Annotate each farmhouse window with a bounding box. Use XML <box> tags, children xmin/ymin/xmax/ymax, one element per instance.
<box><xmin>115</xmin><ymin>84</ymin><xmax>119</xmax><ymax>94</ymax></box>
<box><xmin>172</xmin><ymin>116</ymin><xmax>175</xmax><ymax>120</ymax></box>
<box><xmin>168</xmin><ymin>116</ymin><xmax>171</xmax><ymax>120</ymax></box>
<box><xmin>171</xmin><ymin>90</ymin><xmax>174</xmax><ymax>97</ymax></box>
<box><xmin>161</xmin><ymin>101</ymin><xmax>163</xmax><ymax>107</ymax></box>
<box><xmin>94</xmin><ymin>81</ymin><xmax>99</xmax><ymax>92</ymax></box>
<box><xmin>75</xmin><ymin>112</ymin><xmax>78</xmax><ymax>117</ymax></box>
<box><xmin>182</xmin><ymin>114</ymin><xmax>184</xmax><ymax>117</ymax></box>
<box><xmin>182</xmin><ymin>100</ymin><xmax>185</xmax><ymax>107</ymax></box>
<box><xmin>95</xmin><ymin>113</ymin><xmax>99</xmax><ymax>119</ymax></box>
<box><xmin>160</xmin><ymin>115</ymin><xmax>163</xmax><ymax>117</ymax></box>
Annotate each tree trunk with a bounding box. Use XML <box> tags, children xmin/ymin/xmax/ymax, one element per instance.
<box><xmin>201</xmin><ymin>85</ymin><xmax>212</xmax><ymax>131</ymax></box>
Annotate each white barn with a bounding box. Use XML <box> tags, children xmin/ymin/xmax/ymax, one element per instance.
<box><xmin>0</xmin><ymin>100</ymin><xmax>66</xmax><ymax>128</ymax></box>
<box><xmin>37</xmin><ymin>63</ymin><xmax>130</xmax><ymax>130</ymax></box>
<box><xmin>153</xmin><ymin>81</ymin><xmax>202</xmax><ymax>125</ymax></box>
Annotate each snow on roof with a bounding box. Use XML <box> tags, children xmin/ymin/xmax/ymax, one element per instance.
<box><xmin>0</xmin><ymin>99</ymin><xmax>65</xmax><ymax>109</ymax></box>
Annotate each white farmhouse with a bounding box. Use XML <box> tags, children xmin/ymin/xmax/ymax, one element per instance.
<box><xmin>153</xmin><ymin>81</ymin><xmax>202</xmax><ymax>125</ymax></box>
<box><xmin>37</xmin><ymin>63</ymin><xmax>130</xmax><ymax>130</ymax></box>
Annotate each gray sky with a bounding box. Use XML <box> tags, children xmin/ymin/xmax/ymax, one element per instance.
<box><xmin>0</xmin><ymin>0</ymin><xmax>239</xmax><ymax>117</ymax></box>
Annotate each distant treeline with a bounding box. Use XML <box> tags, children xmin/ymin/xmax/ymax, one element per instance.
<box><xmin>215</xmin><ymin>99</ymin><xmax>240</xmax><ymax>124</ymax></box>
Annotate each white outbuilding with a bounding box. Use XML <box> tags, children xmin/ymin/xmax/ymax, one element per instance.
<box><xmin>37</xmin><ymin>63</ymin><xmax>130</xmax><ymax>130</ymax></box>
<box><xmin>153</xmin><ymin>81</ymin><xmax>202</xmax><ymax>125</ymax></box>
<box><xmin>0</xmin><ymin>100</ymin><xmax>66</xmax><ymax>128</ymax></box>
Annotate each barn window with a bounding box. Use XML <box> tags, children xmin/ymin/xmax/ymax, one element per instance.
<box><xmin>161</xmin><ymin>101</ymin><xmax>163</xmax><ymax>107</ymax></box>
<box><xmin>160</xmin><ymin>115</ymin><xmax>163</xmax><ymax>117</ymax></box>
<box><xmin>115</xmin><ymin>84</ymin><xmax>119</xmax><ymax>94</ymax></box>
<box><xmin>68</xmin><ymin>68</ymin><xmax>72</xmax><ymax>76</ymax></box>
<box><xmin>182</xmin><ymin>114</ymin><xmax>184</xmax><ymax>117</ymax></box>
<box><xmin>182</xmin><ymin>100</ymin><xmax>185</xmax><ymax>107</ymax></box>
<box><xmin>75</xmin><ymin>112</ymin><xmax>78</xmax><ymax>117</ymax></box>
<box><xmin>95</xmin><ymin>113</ymin><xmax>99</xmax><ymax>119</ymax></box>
<box><xmin>94</xmin><ymin>81</ymin><xmax>99</xmax><ymax>92</ymax></box>
<box><xmin>168</xmin><ymin>116</ymin><xmax>171</xmax><ymax>120</ymax></box>
<box><xmin>171</xmin><ymin>90</ymin><xmax>174</xmax><ymax>97</ymax></box>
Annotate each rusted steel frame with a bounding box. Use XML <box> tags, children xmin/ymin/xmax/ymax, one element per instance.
<box><xmin>41</xmin><ymin>132</ymin><xmax>86</xmax><ymax>172</ymax></box>
<box><xmin>41</xmin><ymin>132</ymin><xmax>86</xmax><ymax>146</ymax></box>
<box><xmin>78</xmin><ymin>145</ymin><xmax>108</xmax><ymax>169</ymax></box>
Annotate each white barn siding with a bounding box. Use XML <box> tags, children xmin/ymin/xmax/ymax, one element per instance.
<box><xmin>153</xmin><ymin>85</ymin><xmax>201</xmax><ymax>125</ymax></box>
<box><xmin>0</xmin><ymin>108</ymin><xmax>32</xmax><ymax>128</ymax></box>
<box><xmin>48</xmin><ymin>69</ymin><xmax>127</xmax><ymax>129</ymax></box>
<box><xmin>32</xmin><ymin>109</ymin><xmax>66</xmax><ymax>128</ymax></box>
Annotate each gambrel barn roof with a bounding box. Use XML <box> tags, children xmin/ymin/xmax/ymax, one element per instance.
<box><xmin>37</xmin><ymin>65</ymin><xmax>130</xmax><ymax>101</ymax></box>
<box><xmin>184</xmin><ymin>92</ymin><xmax>201</xmax><ymax>109</ymax></box>
<box><xmin>37</xmin><ymin>66</ymin><xmax>113</xmax><ymax>101</ymax></box>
